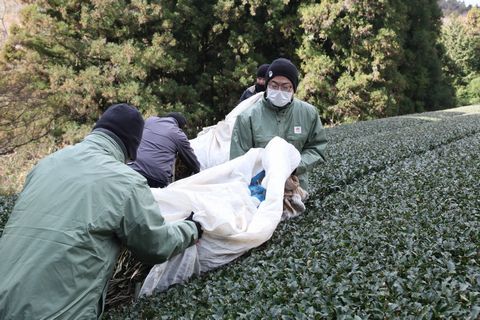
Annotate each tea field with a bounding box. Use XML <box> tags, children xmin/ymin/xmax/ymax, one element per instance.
<box><xmin>1</xmin><ymin>106</ymin><xmax>479</xmax><ymax>319</ymax></box>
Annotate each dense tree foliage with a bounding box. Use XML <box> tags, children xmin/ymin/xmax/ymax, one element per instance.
<box><xmin>298</xmin><ymin>0</ymin><xmax>454</xmax><ymax>122</ymax></box>
<box><xmin>401</xmin><ymin>0</ymin><xmax>455</xmax><ymax>113</ymax></box>
<box><xmin>0</xmin><ymin>61</ymin><xmax>55</xmax><ymax>154</ymax></box>
<box><xmin>441</xmin><ymin>7</ymin><xmax>480</xmax><ymax>105</ymax></box>
<box><xmin>0</xmin><ymin>0</ymin><xmax>459</xmax><ymax>151</ymax></box>
<box><xmin>1</xmin><ymin>0</ymin><xmax>305</xmax><ymax>149</ymax></box>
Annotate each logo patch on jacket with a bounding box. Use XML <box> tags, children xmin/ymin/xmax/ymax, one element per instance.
<box><xmin>294</xmin><ymin>126</ymin><xmax>302</xmax><ymax>134</ymax></box>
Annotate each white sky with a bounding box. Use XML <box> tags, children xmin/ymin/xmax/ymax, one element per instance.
<box><xmin>463</xmin><ymin>0</ymin><xmax>480</xmax><ymax>6</ymax></box>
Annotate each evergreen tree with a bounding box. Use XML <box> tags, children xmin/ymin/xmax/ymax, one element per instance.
<box><xmin>441</xmin><ymin>16</ymin><xmax>480</xmax><ymax>85</ymax></box>
<box><xmin>298</xmin><ymin>0</ymin><xmax>454</xmax><ymax>122</ymax></box>
<box><xmin>0</xmin><ymin>61</ymin><xmax>54</xmax><ymax>155</ymax></box>
<box><xmin>1</xmin><ymin>0</ymin><xmax>461</xmax><ymax>151</ymax></box>
<box><xmin>465</xmin><ymin>6</ymin><xmax>480</xmax><ymax>34</ymax></box>
<box><xmin>298</xmin><ymin>1</ymin><xmax>408</xmax><ymax>121</ymax></box>
<box><xmin>1</xmin><ymin>0</ymin><xmax>302</xmax><ymax>142</ymax></box>
<box><xmin>441</xmin><ymin>8</ymin><xmax>480</xmax><ymax>105</ymax></box>
<box><xmin>399</xmin><ymin>0</ymin><xmax>455</xmax><ymax>113</ymax></box>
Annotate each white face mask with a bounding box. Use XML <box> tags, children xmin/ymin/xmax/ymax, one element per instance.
<box><xmin>267</xmin><ymin>88</ymin><xmax>293</xmax><ymax>107</ymax></box>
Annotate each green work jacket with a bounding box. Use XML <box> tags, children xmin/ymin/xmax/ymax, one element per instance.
<box><xmin>230</xmin><ymin>96</ymin><xmax>327</xmax><ymax>190</ymax></box>
<box><xmin>0</xmin><ymin>131</ymin><xmax>197</xmax><ymax>319</ymax></box>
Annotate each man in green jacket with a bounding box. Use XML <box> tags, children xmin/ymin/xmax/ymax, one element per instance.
<box><xmin>0</xmin><ymin>103</ymin><xmax>201</xmax><ymax>319</ymax></box>
<box><xmin>230</xmin><ymin>58</ymin><xmax>327</xmax><ymax>191</ymax></box>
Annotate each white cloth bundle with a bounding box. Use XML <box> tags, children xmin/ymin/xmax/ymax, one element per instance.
<box><xmin>189</xmin><ymin>92</ymin><xmax>263</xmax><ymax>170</ymax></box>
<box><xmin>140</xmin><ymin>137</ymin><xmax>301</xmax><ymax>296</ymax></box>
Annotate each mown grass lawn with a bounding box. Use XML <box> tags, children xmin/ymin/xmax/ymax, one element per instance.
<box><xmin>1</xmin><ymin>106</ymin><xmax>479</xmax><ymax>319</ymax></box>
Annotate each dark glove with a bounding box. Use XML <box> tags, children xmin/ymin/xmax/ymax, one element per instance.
<box><xmin>185</xmin><ymin>212</ymin><xmax>203</xmax><ymax>239</ymax></box>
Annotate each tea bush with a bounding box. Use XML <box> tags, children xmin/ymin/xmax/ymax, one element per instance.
<box><xmin>0</xmin><ymin>195</ymin><xmax>17</xmax><ymax>237</ymax></box>
<box><xmin>1</xmin><ymin>106</ymin><xmax>479</xmax><ymax>319</ymax></box>
<box><xmin>106</xmin><ymin>105</ymin><xmax>479</xmax><ymax>319</ymax></box>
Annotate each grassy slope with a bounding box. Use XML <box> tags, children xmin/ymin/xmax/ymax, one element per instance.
<box><xmin>1</xmin><ymin>106</ymin><xmax>479</xmax><ymax>318</ymax></box>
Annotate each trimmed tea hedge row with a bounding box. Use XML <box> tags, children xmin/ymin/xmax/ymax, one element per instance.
<box><xmin>0</xmin><ymin>195</ymin><xmax>17</xmax><ymax>237</ymax></box>
<box><xmin>325</xmin><ymin>106</ymin><xmax>477</xmax><ymax>143</ymax></box>
<box><xmin>304</xmin><ymin>133</ymin><xmax>480</xmax><ymax>318</ymax></box>
<box><xmin>312</xmin><ymin>106</ymin><xmax>480</xmax><ymax>198</ymax></box>
<box><xmin>106</xmin><ymin>121</ymin><xmax>480</xmax><ymax>319</ymax></box>
<box><xmin>1</xmin><ymin>106</ymin><xmax>479</xmax><ymax>319</ymax></box>
<box><xmin>108</xmin><ymin>104</ymin><xmax>480</xmax><ymax>319</ymax></box>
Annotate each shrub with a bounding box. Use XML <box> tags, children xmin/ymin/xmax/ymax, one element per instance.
<box><xmin>2</xmin><ymin>106</ymin><xmax>479</xmax><ymax>319</ymax></box>
<box><xmin>105</xmin><ymin>105</ymin><xmax>480</xmax><ymax>319</ymax></box>
<box><xmin>0</xmin><ymin>195</ymin><xmax>17</xmax><ymax>237</ymax></box>
<box><xmin>457</xmin><ymin>75</ymin><xmax>480</xmax><ymax>106</ymax></box>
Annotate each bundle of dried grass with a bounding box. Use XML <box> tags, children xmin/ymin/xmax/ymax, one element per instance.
<box><xmin>105</xmin><ymin>249</ymin><xmax>151</xmax><ymax>310</ymax></box>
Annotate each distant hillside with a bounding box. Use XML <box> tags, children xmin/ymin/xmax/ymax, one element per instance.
<box><xmin>439</xmin><ymin>0</ymin><xmax>473</xmax><ymax>16</ymax></box>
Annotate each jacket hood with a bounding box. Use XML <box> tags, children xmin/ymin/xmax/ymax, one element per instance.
<box><xmin>93</xmin><ymin>103</ymin><xmax>144</xmax><ymax>161</ymax></box>
<box><xmin>85</xmin><ymin>130</ymin><xmax>127</xmax><ymax>163</ymax></box>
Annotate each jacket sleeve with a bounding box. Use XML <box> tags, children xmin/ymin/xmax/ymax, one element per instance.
<box><xmin>297</xmin><ymin>111</ymin><xmax>327</xmax><ymax>175</ymax></box>
<box><xmin>239</xmin><ymin>89</ymin><xmax>249</xmax><ymax>102</ymax></box>
<box><xmin>230</xmin><ymin>115</ymin><xmax>253</xmax><ymax>159</ymax></box>
<box><xmin>117</xmin><ymin>181</ymin><xmax>198</xmax><ymax>265</ymax></box>
<box><xmin>239</xmin><ymin>86</ymin><xmax>254</xmax><ymax>102</ymax></box>
<box><xmin>176</xmin><ymin>131</ymin><xmax>200</xmax><ymax>174</ymax></box>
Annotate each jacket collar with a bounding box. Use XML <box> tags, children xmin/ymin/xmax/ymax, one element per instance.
<box><xmin>162</xmin><ymin>117</ymin><xmax>178</xmax><ymax>127</ymax></box>
<box><xmin>85</xmin><ymin>130</ymin><xmax>127</xmax><ymax>163</ymax></box>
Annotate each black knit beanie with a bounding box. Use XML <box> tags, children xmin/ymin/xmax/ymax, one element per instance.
<box><xmin>266</xmin><ymin>58</ymin><xmax>299</xmax><ymax>92</ymax></box>
<box><xmin>93</xmin><ymin>103</ymin><xmax>144</xmax><ymax>161</ymax></box>
<box><xmin>256</xmin><ymin>64</ymin><xmax>270</xmax><ymax>78</ymax></box>
<box><xmin>166</xmin><ymin>112</ymin><xmax>187</xmax><ymax>129</ymax></box>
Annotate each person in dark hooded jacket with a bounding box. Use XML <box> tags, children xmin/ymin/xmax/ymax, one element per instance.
<box><xmin>0</xmin><ymin>103</ymin><xmax>202</xmax><ymax>319</ymax></box>
<box><xmin>128</xmin><ymin>112</ymin><xmax>200</xmax><ymax>188</ymax></box>
<box><xmin>239</xmin><ymin>63</ymin><xmax>270</xmax><ymax>102</ymax></box>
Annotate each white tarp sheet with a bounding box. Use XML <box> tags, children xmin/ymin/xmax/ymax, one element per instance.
<box><xmin>140</xmin><ymin>136</ymin><xmax>301</xmax><ymax>296</ymax></box>
<box><xmin>189</xmin><ymin>92</ymin><xmax>263</xmax><ymax>170</ymax></box>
